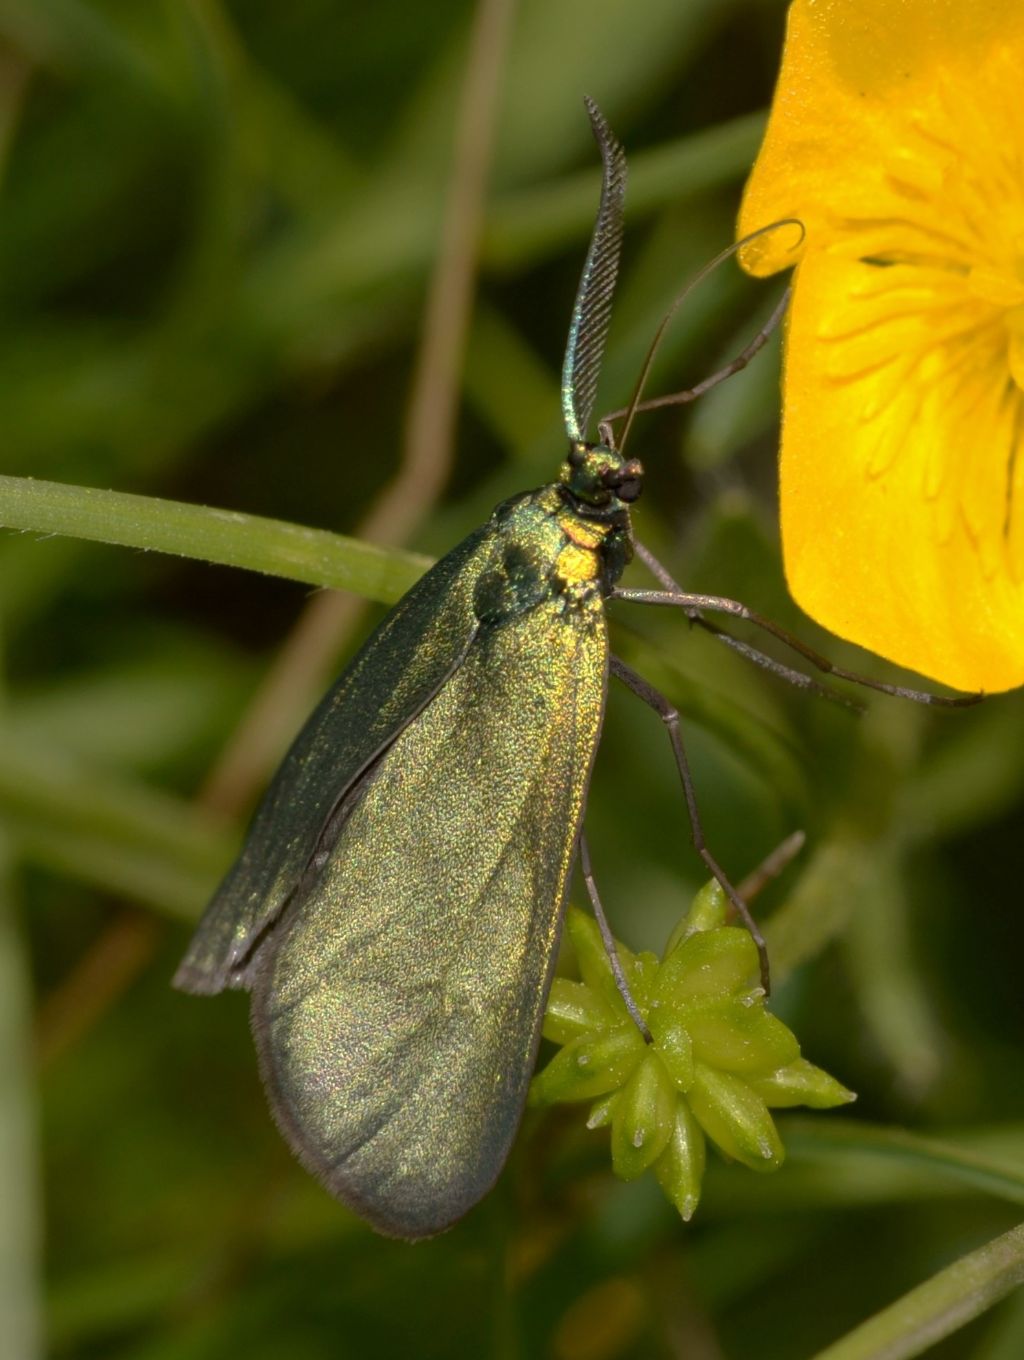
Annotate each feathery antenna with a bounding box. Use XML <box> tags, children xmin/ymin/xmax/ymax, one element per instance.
<box><xmin>561</xmin><ymin>97</ymin><xmax>628</xmax><ymax>444</ymax></box>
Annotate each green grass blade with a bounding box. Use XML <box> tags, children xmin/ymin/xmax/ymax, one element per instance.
<box><xmin>0</xmin><ymin>475</ymin><xmax>429</xmax><ymax>602</ymax></box>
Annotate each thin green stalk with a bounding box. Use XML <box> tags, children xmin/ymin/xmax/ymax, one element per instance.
<box><xmin>783</xmin><ymin>1119</ymin><xmax>1024</xmax><ymax>1208</ymax></box>
<box><xmin>0</xmin><ymin>475</ymin><xmax>429</xmax><ymax>602</ymax></box>
<box><xmin>0</xmin><ymin>598</ymin><xmax>42</xmax><ymax>1359</ymax></box>
<box><xmin>0</xmin><ymin>831</ymin><xmax>41</xmax><ymax>1360</ymax></box>
<box><xmin>812</xmin><ymin>1221</ymin><xmax>1024</xmax><ymax>1360</ymax></box>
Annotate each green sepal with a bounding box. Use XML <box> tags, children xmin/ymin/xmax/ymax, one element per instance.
<box><xmin>749</xmin><ymin>1057</ymin><xmax>857</xmax><ymax>1109</ymax></box>
<box><xmin>646</xmin><ymin>1009</ymin><xmax>695</xmax><ymax>1092</ymax></box>
<box><xmin>587</xmin><ymin>1090</ymin><xmax>621</xmax><ymax>1130</ymax></box>
<box><xmin>655</xmin><ymin>927</ymin><xmax>759</xmax><ymax>1006</ymax></box>
<box><xmin>567</xmin><ymin>907</ymin><xmax>636</xmax><ymax>1019</ymax></box>
<box><xmin>688</xmin><ymin>1063</ymin><xmax>784</xmax><ymax>1172</ymax></box>
<box><xmin>542</xmin><ymin>978</ymin><xmax>615</xmax><ymax>1044</ymax></box>
<box><xmin>610</xmin><ymin>1052</ymin><xmax>676</xmax><ymax>1180</ymax></box>
<box><xmin>627</xmin><ymin>950</ymin><xmax>661</xmax><ymax>1012</ymax></box>
<box><xmin>654</xmin><ymin>1101</ymin><xmax>707</xmax><ymax>1222</ymax></box>
<box><xmin>680</xmin><ymin>998</ymin><xmax>800</xmax><ymax>1075</ymax></box>
<box><xmin>529</xmin><ymin>1024</ymin><xmax>645</xmax><ymax>1106</ymax></box>
<box><xmin>663</xmin><ymin>880</ymin><xmax>728</xmax><ymax>956</ymax></box>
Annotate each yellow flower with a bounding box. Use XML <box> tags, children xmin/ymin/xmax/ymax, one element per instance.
<box><xmin>738</xmin><ymin>0</ymin><xmax>1024</xmax><ymax>693</ymax></box>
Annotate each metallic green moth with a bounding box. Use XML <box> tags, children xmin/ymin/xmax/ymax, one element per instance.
<box><xmin>175</xmin><ymin>99</ymin><xmax>647</xmax><ymax>1238</ymax></box>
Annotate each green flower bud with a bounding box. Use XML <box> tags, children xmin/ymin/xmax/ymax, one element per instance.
<box><xmin>542</xmin><ymin>978</ymin><xmax>616</xmax><ymax>1045</ymax></box>
<box><xmin>656</xmin><ymin>927</ymin><xmax>760</xmax><ymax>1006</ymax></box>
<box><xmin>688</xmin><ymin>1064</ymin><xmax>784</xmax><ymax>1172</ymax></box>
<box><xmin>532</xmin><ymin>879</ymin><xmax>854</xmax><ymax>1219</ymax></box>
<box><xmin>587</xmin><ymin>1090</ymin><xmax>620</xmax><ymax>1130</ymax></box>
<box><xmin>681</xmin><ymin>998</ymin><xmax>800</xmax><ymax>1074</ymax></box>
<box><xmin>749</xmin><ymin>1057</ymin><xmax>856</xmax><ymax>1110</ymax></box>
<box><xmin>568</xmin><ymin>908</ymin><xmax>637</xmax><ymax>1019</ymax></box>
<box><xmin>654</xmin><ymin>1101</ymin><xmax>706</xmax><ymax>1222</ymax></box>
<box><xmin>645</xmin><ymin>1010</ymin><xmax>695</xmax><ymax>1092</ymax></box>
<box><xmin>610</xmin><ymin>1052</ymin><xmax>677</xmax><ymax>1180</ymax></box>
<box><xmin>624</xmin><ymin>950</ymin><xmax>660</xmax><ymax>1012</ymax></box>
<box><xmin>529</xmin><ymin>1025</ymin><xmax>645</xmax><ymax>1105</ymax></box>
<box><xmin>663</xmin><ymin>881</ymin><xmax>728</xmax><ymax>955</ymax></box>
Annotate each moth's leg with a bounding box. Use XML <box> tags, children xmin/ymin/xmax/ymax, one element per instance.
<box><xmin>618</xmin><ymin>552</ymin><xmax>982</xmax><ymax>709</ymax></box>
<box><xmin>696</xmin><ymin>611</ymin><xmax>864</xmax><ymax>710</ymax></box>
<box><xmin>630</xmin><ymin>542</ymin><xmax>857</xmax><ymax>708</ymax></box>
<box><xmin>578</xmin><ymin>832</ymin><xmax>652</xmax><ymax>1042</ymax></box>
<box><xmin>610</xmin><ymin>653</ymin><xmax>771</xmax><ymax>993</ymax></box>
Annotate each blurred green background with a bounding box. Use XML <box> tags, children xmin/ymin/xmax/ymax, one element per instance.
<box><xmin>2</xmin><ymin>1</ymin><xmax>1024</xmax><ymax>1357</ymax></box>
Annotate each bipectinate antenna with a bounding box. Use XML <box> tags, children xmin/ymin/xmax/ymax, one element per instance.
<box><xmin>561</xmin><ymin>96</ymin><xmax>627</xmax><ymax>446</ymax></box>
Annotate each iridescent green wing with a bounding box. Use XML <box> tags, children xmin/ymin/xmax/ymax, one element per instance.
<box><xmin>174</xmin><ymin>526</ymin><xmax>497</xmax><ymax>995</ymax></box>
<box><xmin>250</xmin><ymin>593</ymin><xmax>608</xmax><ymax>1239</ymax></box>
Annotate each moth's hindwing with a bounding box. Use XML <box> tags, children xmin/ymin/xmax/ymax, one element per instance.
<box><xmin>174</xmin><ymin>526</ymin><xmax>495</xmax><ymax>995</ymax></box>
<box><xmin>251</xmin><ymin>592</ymin><xmax>608</xmax><ymax>1238</ymax></box>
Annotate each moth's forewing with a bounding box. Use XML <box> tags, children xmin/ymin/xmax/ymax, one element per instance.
<box><xmin>174</xmin><ymin>526</ymin><xmax>494</xmax><ymax>995</ymax></box>
<box><xmin>250</xmin><ymin>590</ymin><xmax>609</xmax><ymax>1239</ymax></box>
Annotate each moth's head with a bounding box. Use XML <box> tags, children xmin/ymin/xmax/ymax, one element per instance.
<box><xmin>560</xmin><ymin>441</ymin><xmax>644</xmax><ymax>512</ymax></box>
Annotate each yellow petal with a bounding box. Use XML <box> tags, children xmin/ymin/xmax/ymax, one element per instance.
<box><xmin>1010</xmin><ymin>327</ymin><xmax>1024</xmax><ymax>392</ymax></box>
<box><xmin>738</xmin><ymin>0</ymin><xmax>1024</xmax><ymax>276</ymax></box>
<box><xmin>780</xmin><ymin>249</ymin><xmax>1024</xmax><ymax>691</ymax></box>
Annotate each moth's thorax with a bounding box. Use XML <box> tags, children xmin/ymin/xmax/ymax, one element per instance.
<box><xmin>552</xmin><ymin>499</ymin><xmax>630</xmax><ymax>594</ymax></box>
<box><xmin>474</xmin><ymin>484</ymin><xmax>633</xmax><ymax>627</ymax></box>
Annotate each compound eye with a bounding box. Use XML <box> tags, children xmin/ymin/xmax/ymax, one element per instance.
<box><xmin>567</xmin><ymin>444</ymin><xmax>587</xmax><ymax>468</ymax></box>
<box><xmin>597</xmin><ymin>460</ymin><xmax>642</xmax><ymax>502</ymax></box>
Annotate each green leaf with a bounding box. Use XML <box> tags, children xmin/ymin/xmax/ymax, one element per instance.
<box><xmin>0</xmin><ymin>734</ymin><xmax>229</xmax><ymax>918</ymax></box>
<box><xmin>0</xmin><ymin>833</ymin><xmax>42</xmax><ymax>1360</ymax></box>
<box><xmin>781</xmin><ymin>1119</ymin><xmax>1024</xmax><ymax>1208</ymax></box>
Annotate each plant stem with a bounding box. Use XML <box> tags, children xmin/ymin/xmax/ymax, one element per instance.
<box><xmin>813</xmin><ymin>1221</ymin><xmax>1024</xmax><ymax>1360</ymax></box>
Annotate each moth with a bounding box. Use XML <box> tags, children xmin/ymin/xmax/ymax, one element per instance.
<box><xmin>175</xmin><ymin>99</ymin><xmax>970</xmax><ymax>1238</ymax></box>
